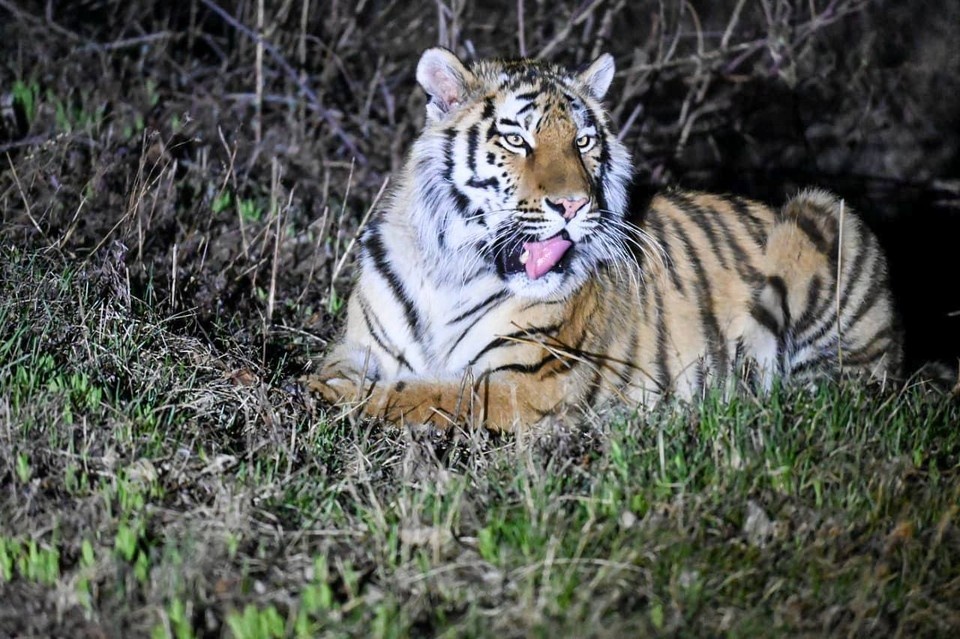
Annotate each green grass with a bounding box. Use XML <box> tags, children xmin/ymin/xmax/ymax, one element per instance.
<box><xmin>1</xmin><ymin>249</ymin><xmax>958</xmax><ymax>637</ymax></box>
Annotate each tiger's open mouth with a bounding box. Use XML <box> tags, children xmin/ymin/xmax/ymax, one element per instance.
<box><xmin>496</xmin><ymin>231</ymin><xmax>574</xmax><ymax>280</ymax></box>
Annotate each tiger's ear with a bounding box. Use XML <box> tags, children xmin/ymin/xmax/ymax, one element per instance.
<box><xmin>577</xmin><ymin>53</ymin><xmax>615</xmax><ymax>100</ymax></box>
<box><xmin>417</xmin><ymin>47</ymin><xmax>474</xmax><ymax>121</ymax></box>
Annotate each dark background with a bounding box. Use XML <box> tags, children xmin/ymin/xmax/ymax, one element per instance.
<box><xmin>1</xmin><ymin>0</ymin><xmax>958</xmax><ymax>371</ymax></box>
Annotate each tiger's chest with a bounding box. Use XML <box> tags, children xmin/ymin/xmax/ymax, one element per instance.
<box><xmin>367</xmin><ymin>264</ymin><xmax>553</xmax><ymax>379</ymax></box>
<box><xmin>409</xmin><ymin>277</ymin><xmax>522</xmax><ymax>375</ymax></box>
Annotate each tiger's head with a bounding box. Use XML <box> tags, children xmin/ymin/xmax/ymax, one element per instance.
<box><xmin>406</xmin><ymin>48</ymin><xmax>632</xmax><ymax>301</ymax></box>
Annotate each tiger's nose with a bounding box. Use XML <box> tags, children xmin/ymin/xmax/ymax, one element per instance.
<box><xmin>545</xmin><ymin>196</ymin><xmax>589</xmax><ymax>220</ymax></box>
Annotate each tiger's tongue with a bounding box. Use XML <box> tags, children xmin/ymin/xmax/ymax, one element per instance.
<box><xmin>522</xmin><ymin>236</ymin><xmax>573</xmax><ymax>280</ymax></box>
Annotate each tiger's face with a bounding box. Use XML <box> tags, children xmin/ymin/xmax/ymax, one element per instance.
<box><xmin>410</xmin><ymin>49</ymin><xmax>632</xmax><ymax>300</ymax></box>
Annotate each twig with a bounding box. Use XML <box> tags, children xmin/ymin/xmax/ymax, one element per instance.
<box><xmin>0</xmin><ymin>0</ymin><xmax>81</xmax><ymax>42</ymax></box>
<box><xmin>266</xmin><ymin>157</ymin><xmax>284</xmax><ymax>326</ymax></box>
<box><xmin>254</xmin><ymin>0</ymin><xmax>264</xmax><ymax>147</ymax></box>
<box><xmin>720</xmin><ymin>0</ymin><xmax>748</xmax><ymax>50</ymax></box>
<box><xmin>835</xmin><ymin>199</ymin><xmax>845</xmax><ymax>371</ymax></box>
<box><xmin>536</xmin><ymin>0</ymin><xmax>605</xmax><ymax>60</ymax></box>
<box><xmin>617</xmin><ymin>102</ymin><xmax>643</xmax><ymax>141</ymax></box>
<box><xmin>73</xmin><ymin>31</ymin><xmax>173</xmax><ymax>54</ymax></box>
<box><xmin>197</xmin><ymin>0</ymin><xmax>365</xmax><ymax>163</ymax></box>
<box><xmin>517</xmin><ymin>0</ymin><xmax>526</xmax><ymax>57</ymax></box>
<box><xmin>5</xmin><ymin>154</ymin><xmax>43</xmax><ymax>235</ymax></box>
<box><xmin>295</xmin><ymin>204</ymin><xmax>331</xmax><ymax>308</ymax></box>
<box><xmin>171</xmin><ymin>243</ymin><xmax>179</xmax><ymax>309</ymax></box>
<box><xmin>329</xmin><ymin>176</ymin><xmax>389</xmax><ymax>292</ymax></box>
<box><xmin>216</xmin><ymin>126</ymin><xmax>247</xmax><ymax>255</ymax></box>
<box><xmin>0</xmin><ymin>135</ymin><xmax>51</xmax><ymax>154</ymax></box>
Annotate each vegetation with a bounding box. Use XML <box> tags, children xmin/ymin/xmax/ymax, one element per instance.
<box><xmin>1</xmin><ymin>0</ymin><xmax>958</xmax><ymax>636</ymax></box>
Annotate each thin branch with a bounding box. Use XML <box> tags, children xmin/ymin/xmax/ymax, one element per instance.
<box><xmin>197</xmin><ymin>0</ymin><xmax>365</xmax><ymax>163</ymax></box>
<box><xmin>73</xmin><ymin>31</ymin><xmax>173</xmax><ymax>54</ymax></box>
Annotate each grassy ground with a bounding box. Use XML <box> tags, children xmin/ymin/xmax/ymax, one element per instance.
<box><xmin>1</xmin><ymin>248</ymin><xmax>958</xmax><ymax>637</ymax></box>
<box><xmin>2</xmin><ymin>1</ymin><xmax>960</xmax><ymax>637</ymax></box>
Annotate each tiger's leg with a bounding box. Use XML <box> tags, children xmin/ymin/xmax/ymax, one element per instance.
<box><xmin>306</xmin><ymin>367</ymin><xmax>578</xmax><ymax>432</ymax></box>
<box><xmin>307</xmin><ymin>342</ymin><xmax>382</xmax><ymax>405</ymax></box>
<box><xmin>740</xmin><ymin>276</ymin><xmax>788</xmax><ymax>391</ymax></box>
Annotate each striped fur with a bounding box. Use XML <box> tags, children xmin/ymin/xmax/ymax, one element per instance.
<box><xmin>306</xmin><ymin>49</ymin><xmax>902</xmax><ymax>430</ymax></box>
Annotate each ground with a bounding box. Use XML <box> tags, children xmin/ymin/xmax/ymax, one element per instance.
<box><xmin>1</xmin><ymin>1</ymin><xmax>959</xmax><ymax>637</ymax></box>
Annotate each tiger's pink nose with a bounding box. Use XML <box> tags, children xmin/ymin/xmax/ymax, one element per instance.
<box><xmin>546</xmin><ymin>197</ymin><xmax>589</xmax><ymax>219</ymax></box>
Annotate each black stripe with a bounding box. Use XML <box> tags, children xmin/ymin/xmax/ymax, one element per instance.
<box><xmin>485</xmin><ymin>352</ymin><xmax>560</xmax><ymax>377</ymax></box>
<box><xmin>364</xmin><ymin>224</ymin><xmax>422</xmax><ymax>341</ymax></box>
<box><xmin>521</xmin><ymin>299</ymin><xmax>565</xmax><ymax>312</ymax></box>
<box><xmin>729</xmin><ymin>196</ymin><xmax>768</xmax><ymax>247</ymax></box>
<box><xmin>669</xmin><ymin>219</ymin><xmax>728</xmax><ymax>372</ymax></box>
<box><xmin>441</xmin><ymin>127</ymin><xmax>457</xmax><ymax>180</ymax></box>
<box><xmin>700</xmin><ymin>196</ymin><xmax>764</xmax><ymax>284</ymax></box>
<box><xmin>766</xmin><ymin>276</ymin><xmax>791</xmax><ymax>375</ymax></box>
<box><xmin>838</xmin><ymin>239</ymin><xmax>884</xmax><ymax>330</ymax></box>
<box><xmin>653</xmin><ymin>276</ymin><xmax>671</xmax><ymax>391</ymax></box>
<box><xmin>468</xmin><ymin>324</ymin><xmax>560</xmax><ymax>367</ymax></box>
<box><xmin>694</xmin><ymin>360</ymin><xmax>709</xmax><ymax>396</ymax></box>
<box><xmin>466</xmin><ymin>123</ymin><xmax>480</xmax><ymax>173</ymax></box>
<box><xmin>669</xmin><ymin>192</ymin><xmax>764</xmax><ymax>285</ymax></box>
<box><xmin>664</xmin><ymin>192</ymin><xmax>731</xmax><ymax>270</ymax></box>
<box><xmin>445</xmin><ymin>291</ymin><xmax>510</xmax><ymax>359</ymax></box>
<box><xmin>767</xmin><ymin>276</ymin><xmax>790</xmax><ymax>326</ymax></box>
<box><xmin>793</xmin><ymin>275</ymin><xmax>825</xmax><ymax>334</ymax></box>
<box><xmin>618</xmin><ymin>321</ymin><xmax>640</xmax><ymax>389</ymax></box>
<box><xmin>359</xmin><ymin>294</ymin><xmax>414</xmax><ymax>372</ymax></box>
<box><xmin>467</xmin><ymin>176</ymin><xmax>500</xmax><ymax>190</ymax></box>
<box><xmin>450</xmin><ymin>187</ymin><xmax>472</xmax><ymax>213</ymax></box>
<box><xmin>439</xmin><ymin>126</ymin><xmax>475</xmax><ymax>215</ymax></box>
<box><xmin>839</xmin><ymin>349</ymin><xmax>886</xmax><ymax>368</ymax></box>
<box><xmin>843</xmin><ymin>326</ymin><xmax>897</xmax><ymax>363</ymax></box>
<box><xmin>539</xmin><ymin>296</ymin><xmax>606</xmax><ymax>381</ymax></box>
<box><xmin>481</xmin><ymin>97</ymin><xmax>495</xmax><ymax>119</ymax></box>
<box><xmin>542</xmin><ymin>356</ymin><xmax>581</xmax><ymax>379</ymax></box>
<box><xmin>584</xmin><ymin>368</ymin><xmax>604</xmax><ymax>406</ymax></box>
<box><xmin>643</xmin><ymin>210</ymin><xmax>684</xmax><ymax>295</ymax></box>
<box><xmin>581</xmin><ymin>103</ymin><xmax>599</xmax><ymax>131</ymax></box>
<box><xmin>794</xmin><ymin>213</ymin><xmax>831</xmax><ymax>256</ymax></box>
<box><xmin>516</xmin><ymin>101</ymin><xmax>536</xmax><ymax>116</ymax></box>
<box><xmin>750</xmin><ymin>305</ymin><xmax>781</xmax><ymax>335</ymax></box>
<box><xmin>448</xmin><ymin>290</ymin><xmax>509</xmax><ymax>325</ymax></box>
<box><xmin>836</xmin><ymin>234</ymin><xmax>872</xmax><ymax>311</ymax></box>
<box><xmin>793</xmin><ymin>231</ymin><xmax>869</xmax><ymax>350</ymax></box>
<box><xmin>789</xmin><ymin>356</ymin><xmax>828</xmax><ymax>378</ymax></box>
<box><xmin>842</xmin><ymin>283</ymin><xmax>884</xmax><ymax>337</ymax></box>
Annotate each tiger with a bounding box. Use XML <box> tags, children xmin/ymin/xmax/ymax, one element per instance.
<box><xmin>305</xmin><ymin>47</ymin><xmax>903</xmax><ymax>431</ymax></box>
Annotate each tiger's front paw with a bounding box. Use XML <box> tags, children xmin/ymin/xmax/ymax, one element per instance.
<box><xmin>302</xmin><ymin>373</ymin><xmax>366</xmax><ymax>405</ymax></box>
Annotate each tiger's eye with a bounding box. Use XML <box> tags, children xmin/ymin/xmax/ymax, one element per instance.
<box><xmin>503</xmin><ymin>133</ymin><xmax>525</xmax><ymax>147</ymax></box>
<box><xmin>576</xmin><ymin>135</ymin><xmax>593</xmax><ymax>150</ymax></box>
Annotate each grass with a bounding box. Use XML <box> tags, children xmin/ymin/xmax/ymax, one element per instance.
<box><xmin>2</xmin><ymin>0</ymin><xmax>960</xmax><ymax>636</ymax></box>
<box><xmin>1</xmin><ymin>248</ymin><xmax>958</xmax><ymax>637</ymax></box>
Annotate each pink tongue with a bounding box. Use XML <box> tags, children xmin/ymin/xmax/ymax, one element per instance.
<box><xmin>523</xmin><ymin>236</ymin><xmax>573</xmax><ymax>280</ymax></box>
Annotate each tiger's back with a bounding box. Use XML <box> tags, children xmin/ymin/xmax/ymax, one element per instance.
<box><xmin>307</xmin><ymin>48</ymin><xmax>901</xmax><ymax>430</ymax></box>
<box><xmin>562</xmin><ymin>189</ymin><xmax>901</xmax><ymax>408</ymax></box>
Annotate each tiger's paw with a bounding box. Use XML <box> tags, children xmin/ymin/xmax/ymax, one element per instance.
<box><xmin>301</xmin><ymin>373</ymin><xmax>366</xmax><ymax>405</ymax></box>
